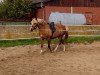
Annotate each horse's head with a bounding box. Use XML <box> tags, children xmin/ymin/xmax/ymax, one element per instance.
<box><xmin>30</xmin><ymin>18</ymin><xmax>44</xmax><ymax>31</ymax></box>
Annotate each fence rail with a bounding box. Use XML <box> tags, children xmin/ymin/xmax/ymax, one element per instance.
<box><xmin>0</xmin><ymin>22</ymin><xmax>31</xmax><ymax>25</ymax></box>
<box><xmin>0</xmin><ymin>25</ymin><xmax>100</xmax><ymax>40</ymax></box>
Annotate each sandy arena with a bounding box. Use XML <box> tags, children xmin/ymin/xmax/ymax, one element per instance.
<box><xmin>0</xmin><ymin>42</ymin><xmax>100</xmax><ymax>75</ymax></box>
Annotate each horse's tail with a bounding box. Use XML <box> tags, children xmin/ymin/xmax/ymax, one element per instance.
<box><xmin>65</xmin><ymin>26</ymin><xmax>69</xmax><ymax>39</ymax></box>
<box><xmin>65</xmin><ymin>31</ymin><xmax>68</xmax><ymax>39</ymax></box>
<box><xmin>62</xmin><ymin>30</ymin><xmax>68</xmax><ymax>40</ymax></box>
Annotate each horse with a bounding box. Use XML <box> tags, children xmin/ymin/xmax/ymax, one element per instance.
<box><xmin>30</xmin><ymin>18</ymin><xmax>69</xmax><ymax>53</ymax></box>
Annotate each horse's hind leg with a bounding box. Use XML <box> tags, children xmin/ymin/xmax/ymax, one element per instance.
<box><xmin>54</xmin><ymin>39</ymin><xmax>66</xmax><ymax>52</ymax></box>
<box><xmin>40</xmin><ymin>38</ymin><xmax>44</xmax><ymax>53</ymax></box>
<box><xmin>61</xmin><ymin>38</ymin><xmax>66</xmax><ymax>51</ymax></box>
<box><xmin>54</xmin><ymin>44</ymin><xmax>59</xmax><ymax>52</ymax></box>
<box><xmin>54</xmin><ymin>38</ymin><xmax>62</xmax><ymax>52</ymax></box>
<box><xmin>59</xmin><ymin>40</ymin><xmax>66</xmax><ymax>51</ymax></box>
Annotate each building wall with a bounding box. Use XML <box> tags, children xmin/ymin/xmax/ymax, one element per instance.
<box><xmin>46</xmin><ymin>0</ymin><xmax>98</xmax><ymax>7</ymax></box>
<box><xmin>73</xmin><ymin>7</ymin><xmax>100</xmax><ymax>25</ymax></box>
<box><xmin>44</xmin><ymin>6</ymin><xmax>71</xmax><ymax>22</ymax></box>
<box><xmin>36</xmin><ymin>8</ymin><xmax>43</xmax><ymax>19</ymax></box>
<box><xmin>95</xmin><ymin>0</ymin><xmax>100</xmax><ymax>7</ymax></box>
<box><xmin>36</xmin><ymin>6</ymin><xmax>100</xmax><ymax>25</ymax></box>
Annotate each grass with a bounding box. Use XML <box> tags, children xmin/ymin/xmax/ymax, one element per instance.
<box><xmin>0</xmin><ymin>36</ymin><xmax>100</xmax><ymax>47</ymax></box>
<box><xmin>67</xmin><ymin>36</ymin><xmax>100</xmax><ymax>43</ymax></box>
<box><xmin>0</xmin><ymin>38</ymin><xmax>40</xmax><ymax>47</ymax></box>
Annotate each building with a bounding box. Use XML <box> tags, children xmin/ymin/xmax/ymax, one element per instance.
<box><xmin>45</xmin><ymin>0</ymin><xmax>100</xmax><ymax>7</ymax></box>
<box><xmin>33</xmin><ymin>0</ymin><xmax>100</xmax><ymax>25</ymax></box>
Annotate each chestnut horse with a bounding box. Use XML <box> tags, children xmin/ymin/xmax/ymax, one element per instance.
<box><xmin>30</xmin><ymin>18</ymin><xmax>68</xmax><ymax>53</ymax></box>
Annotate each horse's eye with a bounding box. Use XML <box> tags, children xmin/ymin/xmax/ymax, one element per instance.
<box><xmin>34</xmin><ymin>23</ymin><xmax>36</xmax><ymax>25</ymax></box>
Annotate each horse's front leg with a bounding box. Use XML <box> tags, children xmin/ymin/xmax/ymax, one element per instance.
<box><xmin>47</xmin><ymin>39</ymin><xmax>52</xmax><ymax>52</ymax></box>
<box><xmin>54</xmin><ymin>38</ymin><xmax>62</xmax><ymax>52</ymax></box>
<box><xmin>40</xmin><ymin>38</ymin><xmax>44</xmax><ymax>53</ymax></box>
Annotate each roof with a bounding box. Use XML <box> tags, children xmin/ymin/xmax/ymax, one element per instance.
<box><xmin>32</xmin><ymin>0</ymin><xmax>51</xmax><ymax>4</ymax></box>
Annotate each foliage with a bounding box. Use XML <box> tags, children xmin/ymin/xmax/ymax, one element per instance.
<box><xmin>0</xmin><ymin>0</ymin><xmax>35</xmax><ymax>19</ymax></box>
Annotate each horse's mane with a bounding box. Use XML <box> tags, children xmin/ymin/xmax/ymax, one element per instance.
<box><xmin>31</xmin><ymin>18</ymin><xmax>45</xmax><ymax>24</ymax></box>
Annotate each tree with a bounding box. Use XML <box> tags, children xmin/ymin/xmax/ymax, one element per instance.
<box><xmin>0</xmin><ymin>0</ymin><xmax>35</xmax><ymax>19</ymax></box>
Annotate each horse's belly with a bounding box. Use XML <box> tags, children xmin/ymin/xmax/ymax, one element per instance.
<box><xmin>52</xmin><ymin>32</ymin><xmax>62</xmax><ymax>38</ymax></box>
<box><xmin>39</xmin><ymin>30</ymin><xmax>52</xmax><ymax>38</ymax></box>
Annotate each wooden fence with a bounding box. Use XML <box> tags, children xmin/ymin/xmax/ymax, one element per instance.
<box><xmin>0</xmin><ymin>25</ymin><xmax>100</xmax><ymax>40</ymax></box>
<box><xmin>68</xmin><ymin>25</ymin><xmax>100</xmax><ymax>36</ymax></box>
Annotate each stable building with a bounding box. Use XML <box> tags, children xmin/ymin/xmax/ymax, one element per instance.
<box><xmin>33</xmin><ymin>0</ymin><xmax>100</xmax><ymax>25</ymax></box>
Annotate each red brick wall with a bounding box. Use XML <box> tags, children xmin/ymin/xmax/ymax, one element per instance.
<box><xmin>36</xmin><ymin>8</ymin><xmax>44</xmax><ymax>19</ymax></box>
<box><xmin>73</xmin><ymin>7</ymin><xmax>100</xmax><ymax>25</ymax></box>
<box><xmin>36</xmin><ymin>6</ymin><xmax>100</xmax><ymax>25</ymax></box>
<box><xmin>46</xmin><ymin>0</ymin><xmax>97</xmax><ymax>7</ymax></box>
<box><xmin>44</xmin><ymin>6</ymin><xmax>71</xmax><ymax>22</ymax></box>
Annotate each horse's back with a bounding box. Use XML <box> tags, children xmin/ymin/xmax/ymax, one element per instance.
<box><xmin>55</xmin><ymin>23</ymin><xmax>67</xmax><ymax>31</ymax></box>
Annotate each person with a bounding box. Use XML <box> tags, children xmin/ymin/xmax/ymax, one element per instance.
<box><xmin>48</xmin><ymin>22</ymin><xmax>56</xmax><ymax>36</ymax></box>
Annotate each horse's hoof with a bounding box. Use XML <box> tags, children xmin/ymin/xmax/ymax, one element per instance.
<box><xmin>63</xmin><ymin>50</ymin><xmax>66</xmax><ymax>52</ymax></box>
<box><xmin>53</xmin><ymin>50</ymin><xmax>57</xmax><ymax>53</ymax></box>
<box><xmin>50</xmin><ymin>50</ymin><xmax>53</xmax><ymax>53</ymax></box>
<box><xmin>40</xmin><ymin>50</ymin><xmax>43</xmax><ymax>54</ymax></box>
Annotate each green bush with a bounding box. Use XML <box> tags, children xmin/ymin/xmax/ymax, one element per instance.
<box><xmin>0</xmin><ymin>0</ymin><xmax>35</xmax><ymax>19</ymax></box>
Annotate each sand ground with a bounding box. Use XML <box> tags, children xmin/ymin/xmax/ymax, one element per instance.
<box><xmin>0</xmin><ymin>42</ymin><xmax>100</xmax><ymax>75</ymax></box>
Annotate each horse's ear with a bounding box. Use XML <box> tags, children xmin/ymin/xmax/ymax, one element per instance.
<box><xmin>35</xmin><ymin>18</ymin><xmax>39</xmax><ymax>23</ymax></box>
<box><xmin>35</xmin><ymin>18</ymin><xmax>38</xmax><ymax>21</ymax></box>
<box><xmin>32</xmin><ymin>18</ymin><xmax>34</xmax><ymax>20</ymax></box>
<box><xmin>33</xmin><ymin>18</ymin><xmax>37</xmax><ymax>21</ymax></box>
<box><xmin>32</xmin><ymin>18</ymin><xmax>37</xmax><ymax>20</ymax></box>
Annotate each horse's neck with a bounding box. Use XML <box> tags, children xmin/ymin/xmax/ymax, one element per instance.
<box><xmin>38</xmin><ymin>22</ymin><xmax>49</xmax><ymax>29</ymax></box>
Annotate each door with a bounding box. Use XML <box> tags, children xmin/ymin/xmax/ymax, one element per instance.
<box><xmin>85</xmin><ymin>12</ymin><xmax>93</xmax><ymax>25</ymax></box>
